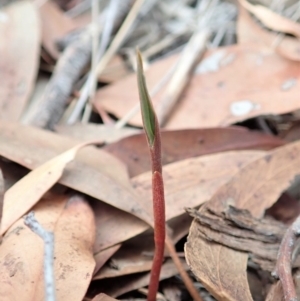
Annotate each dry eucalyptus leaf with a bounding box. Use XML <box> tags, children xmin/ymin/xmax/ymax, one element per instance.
<box><xmin>237</xmin><ymin>4</ymin><xmax>300</xmax><ymax>61</ymax></box>
<box><xmin>186</xmin><ymin>141</ymin><xmax>300</xmax><ymax>301</ymax></box>
<box><xmin>0</xmin><ymin>194</ymin><xmax>95</xmax><ymax>301</ymax></box>
<box><xmin>56</xmin><ymin>123</ymin><xmax>140</xmax><ymax>144</ymax></box>
<box><xmin>1</xmin><ymin>140</ymin><xmax>100</xmax><ymax>235</ymax></box>
<box><xmin>94</xmin><ymin>259</ymin><xmax>188</xmax><ymax>298</ymax></box>
<box><xmin>105</xmin><ymin>127</ymin><xmax>283</xmax><ymax>177</ymax></box>
<box><xmin>39</xmin><ymin>1</ymin><xmax>76</xmax><ymax>59</ymax></box>
<box><xmin>93</xmin><ymin>244</ymin><xmax>121</xmax><ymax>276</ymax></box>
<box><xmin>92</xmin><ymin>293</ymin><xmax>119</xmax><ymax>301</ymax></box>
<box><xmin>132</xmin><ymin>150</ymin><xmax>265</xmax><ymax>221</ymax></box>
<box><xmin>0</xmin><ymin>122</ymin><xmax>153</xmax><ymax>230</ymax></box>
<box><xmin>0</xmin><ymin>1</ymin><xmax>40</xmax><ymax>121</ymax></box>
<box><xmin>96</xmin><ymin>44</ymin><xmax>300</xmax><ymax>129</ymax></box>
<box><xmin>239</xmin><ymin>0</ymin><xmax>300</xmax><ymax>38</ymax></box>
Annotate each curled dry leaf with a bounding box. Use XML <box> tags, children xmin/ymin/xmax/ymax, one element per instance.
<box><xmin>0</xmin><ymin>194</ymin><xmax>96</xmax><ymax>301</ymax></box>
<box><xmin>1</xmin><ymin>140</ymin><xmax>101</xmax><ymax>235</ymax></box>
<box><xmin>105</xmin><ymin>127</ymin><xmax>283</xmax><ymax>177</ymax></box>
<box><xmin>237</xmin><ymin>4</ymin><xmax>300</xmax><ymax>61</ymax></box>
<box><xmin>0</xmin><ymin>1</ymin><xmax>40</xmax><ymax>121</ymax></box>
<box><xmin>239</xmin><ymin>0</ymin><xmax>300</xmax><ymax>38</ymax></box>
<box><xmin>186</xmin><ymin>141</ymin><xmax>300</xmax><ymax>301</ymax></box>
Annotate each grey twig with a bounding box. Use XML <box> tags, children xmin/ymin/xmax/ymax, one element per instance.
<box><xmin>272</xmin><ymin>215</ymin><xmax>300</xmax><ymax>301</ymax></box>
<box><xmin>24</xmin><ymin>211</ymin><xmax>56</xmax><ymax>301</ymax></box>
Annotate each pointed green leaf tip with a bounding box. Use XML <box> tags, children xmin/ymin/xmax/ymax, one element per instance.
<box><xmin>136</xmin><ymin>49</ymin><xmax>156</xmax><ymax>147</ymax></box>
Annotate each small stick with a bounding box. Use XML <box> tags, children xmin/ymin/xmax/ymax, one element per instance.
<box><xmin>24</xmin><ymin>211</ymin><xmax>56</xmax><ymax>301</ymax></box>
<box><xmin>67</xmin><ymin>0</ymin><xmax>145</xmax><ymax>125</ymax></box>
<box><xmin>156</xmin><ymin>29</ymin><xmax>210</xmax><ymax>126</ymax></box>
<box><xmin>272</xmin><ymin>215</ymin><xmax>300</xmax><ymax>301</ymax></box>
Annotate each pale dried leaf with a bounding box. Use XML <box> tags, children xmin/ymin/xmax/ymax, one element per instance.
<box><xmin>0</xmin><ymin>1</ymin><xmax>40</xmax><ymax>121</ymax></box>
<box><xmin>0</xmin><ymin>140</ymin><xmax>101</xmax><ymax>235</ymax></box>
<box><xmin>132</xmin><ymin>151</ymin><xmax>265</xmax><ymax>221</ymax></box>
<box><xmin>92</xmin><ymin>293</ymin><xmax>119</xmax><ymax>301</ymax></box>
<box><xmin>0</xmin><ymin>194</ymin><xmax>95</xmax><ymax>301</ymax></box>
<box><xmin>0</xmin><ymin>122</ymin><xmax>153</xmax><ymax>231</ymax></box>
<box><xmin>39</xmin><ymin>1</ymin><xmax>76</xmax><ymax>59</ymax></box>
<box><xmin>96</xmin><ymin>44</ymin><xmax>300</xmax><ymax>129</ymax></box>
<box><xmin>239</xmin><ymin>0</ymin><xmax>300</xmax><ymax>38</ymax></box>
<box><xmin>237</xmin><ymin>4</ymin><xmax>300</xmax><ymax>61</ymax></box>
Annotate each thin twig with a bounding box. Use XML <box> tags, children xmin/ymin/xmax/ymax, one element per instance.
<box><xmin>272</xmin><ymin>215</ymin><xmax>300</xmax><ymax>301</ymax></box>
<box><xmin>67</xmin><ymin>0</ymin><xmax>120</xmax><ymax>124</ymax></box>
<box><xmin>156</xmin><ymin>29</ymin><xmax>210</xmax><ymax>126</ymax></box>
<box><xmin>82</xmin><ymin>0</ymin><xmax>100</xmax><ymax>123</ymax></box>
<box><xmin>24</xmin><ymin>211</ymin><xmax>56</xmax><ymax>301</ymax></box>
<box><xmin>165</xmin><ymin>235</ymin><xmax>203</xmax><ymax>301</ymax></box>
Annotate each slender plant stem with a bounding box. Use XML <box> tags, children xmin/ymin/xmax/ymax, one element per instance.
<box><xmin>148</xmin><ymin>171</ymin><xmax>165</xmax><ymax>301</ymax></box>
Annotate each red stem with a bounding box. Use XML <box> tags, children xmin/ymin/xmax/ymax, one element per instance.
<box><xmin>147</xmin><ymin>171</ymin><xmax>166</xmax><ymax>301</ymax></box>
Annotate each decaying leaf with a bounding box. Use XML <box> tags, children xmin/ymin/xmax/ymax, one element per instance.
<box><xmin>105</xmin><ymin>127</ymin><xmax>283</xmax><ymax>177</ymax></box>
<box><xmin>0</xmin><ymin>1</ymin><xmax>40</xmax><ymax>121</ymax></box>
<box><xmin>0</xmin><ymin>194</ymin><xmax>95</xmax><ymax>301</ymax></box>
<box><xmin>1</xmin><ymin>140</ymin><xmax>100</xmax><ymax>235</ymax></box>
<box><xmin>186</xmin><ymin>140</ymin><xmax>300</xmax><ymax>301</ymax></box>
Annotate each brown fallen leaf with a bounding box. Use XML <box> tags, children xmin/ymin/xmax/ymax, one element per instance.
<box><xmin>93</xmin><ymin>259</ymin><xmax>188</xmax><ymax>298</ymax></box>
<box><xmin>0</xmin><ymin>193</ymin><xmax>95</xmax><ymax>301</ymax></box>
<box><xmin>94</xmin><ymin>203</ymin><xmax>193</xmax><ymax>281</ymax></box>
<box><xmin>105</xmin><ymin>127</ymin><xmax>283</xmax><ymax>177</ymax></box>
<box><xmin>0</xmin><ymin>1</ymin><xmax>40</xmax><ymax>121</ymax></box>
<box><xmin>239</xmin><ymin>0</ymin><xmax>300</xmax><ymax>38</ymax></box>
<box><xmin>92</xmin><ymin>293</ymin><xmax>119</xmax><ymax>301</ymax></box>
<box><xmin>98</xmin><ymin>55</ymin><xmax>132</xmax><ymax>83</ymax></box>
<box><xmin>0</xmin><ymin>122</ymin><xmax>153</xmax><ymax>230</ymax></box>
<box><xmin>1</xmin><ymin>140</ymin><xmax>101</xmax><ymax>235</ymax></box>
<box><xmin>95</xmin><ymin>44</ymin><xmax>300</xmax><ymax>129</ymax></box>
<box><xmin>0</xmin><ymin>169</ymin><xmax>3</xmax><ymax>222</ymax></box>
<box><xmin>237</xmin><ymin>4</ymin><xmax>300</xmax><ymax>61</ymax></box>
<box><xmin>94</xmin><ymin>244</ymin><xmax>121</xmax><ymax>276</ymax></box>
<box><xmin>56</xmin><ymin>123</ymin><xmax>140</xmax><ymax>144</ymax></box>
<box><xmin>186</xmin><ymin>140</ymin><xmax>300</xmax><ymax>301</ymax></box>
<box><xmin>132</xmin><ymin>150</ymin><xmax>265</xmax><ymax>221</ymax></box>
<box><xmin>0</xmin><ymin>121</ymin><xmax>129</xmax><ymax>184</ymax></box>
<box><xmin>39</xmin><ymin>1</ymin><xmax>76</xmax><ymax>59</ymax></box>
<box><xmin>92</xmin><ymin>200</ymin><xmax>147</xmax><ymax>253</ymax></box>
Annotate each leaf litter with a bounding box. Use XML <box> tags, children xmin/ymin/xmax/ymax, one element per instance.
<box><xmin>1</xmin><ymin>0</ymin><xmax>300</xmax><ymax>300</ymax></box>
